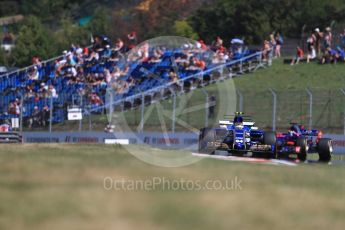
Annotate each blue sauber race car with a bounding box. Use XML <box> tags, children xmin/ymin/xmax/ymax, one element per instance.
<box><xmin>276</xmin><ymin>124</ymin><xmax>332</xmax><ymax>162</ymax></box>
<box><xmin>198</xmin><ymin>113</ymin><xmax>276</xmax><ymax>158</ymax></box>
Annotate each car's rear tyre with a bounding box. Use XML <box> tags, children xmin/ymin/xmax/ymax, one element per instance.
<box><xmin>318</xmin><ymin>138</ymin><xmax>332</xmax><ymax>162</ymax></box>
<box><xmin>263</xmin><ymin>131</ymin><xmax>277</xmax><ymax>159</ymax></box>
<box><xmin>198</xmin><ymin>128</ymin><xmax>216</xmax><ymax>155</ymax></box>
<box><xmin>296</xmin><ymin>137</ymin><xmax>308</xmax><ymax>161</ymax></box>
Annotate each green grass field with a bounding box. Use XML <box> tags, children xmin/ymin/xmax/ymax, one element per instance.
<box><xmin>1</xmin><ymin>144</ymin><xmax>345</xmax><ymax>230</ymax></box>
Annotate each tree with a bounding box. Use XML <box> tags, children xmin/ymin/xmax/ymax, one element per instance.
<box><xmin>189</xmin><ymin>0</ymin><xmax>345</xmax><ymax>44</ymax></box>
<box><xmin>55</xmin><ymin>17</ymin><xmax>90</xmax><ymax>51</ymax></box>
<box><xmin>173</xmin><ymin>20</ymin><xmax>199</xmax><ymax>40</ymax></box>
<box><xmin>11</xmin><ymin>16</ymin><xmax>58</xmax><ymax>67</ymax></box>
<box><xmin>0</xmin><ymin>47</ymin><xmax>6</xmax><ymax>66</ymax></box>
<box><xmin>86</xmin><ymin>7</ymin><xmax>111</xmax><ymax>36</ymax></box>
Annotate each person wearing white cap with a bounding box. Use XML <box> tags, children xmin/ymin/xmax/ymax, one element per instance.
<box><xmin>314</xmin><ymin>28</ymin><xmax>323</xmax><ymax>56</ymax></box>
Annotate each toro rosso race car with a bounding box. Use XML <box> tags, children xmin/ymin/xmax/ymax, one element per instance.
<box><xmin>198</xmin><ymin>113</ymin><xmax>276</xmax><ymax>158</ymax></box>
<box><xmin>276</xmin><ymin>124</ymin><xmax>332</xmax><ymax>162</ymax></box>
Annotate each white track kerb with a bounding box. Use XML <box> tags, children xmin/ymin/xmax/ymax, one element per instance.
<box><xmin>106</xmin><ymin>36</ymin><xmax>237</xmax><ymax>167</ymax></box>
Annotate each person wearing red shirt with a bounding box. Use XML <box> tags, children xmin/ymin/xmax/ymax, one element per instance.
<box><xmin>291</xmin><ymin>46</ymin><xmax>304</xmax><ymax>65</ymax></box>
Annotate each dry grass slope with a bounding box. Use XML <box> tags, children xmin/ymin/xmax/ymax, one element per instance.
<box><xmin>0</xmin><ymin>144</ymin><xmax>345</xmax><ymax>229</ymax></box>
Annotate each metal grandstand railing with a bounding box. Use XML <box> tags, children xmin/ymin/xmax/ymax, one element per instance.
<box><xmin>0</xmin><ymin>54</ymin><xmax>65</xmax><ymax>79</ymax></box>
<box><xmin>112</xmin><ymin>50</ymin><xmax>269</xmax><ymax>104</ymax></box>
<box><xmin>0</xmin><ymin>46</ymin><xmax>272</xmax><ymax>132</ymax></box>
<box><xmin>101</xmin><ymin>50</ymin><xmax>273</xmax><ymax>126</ymax></box>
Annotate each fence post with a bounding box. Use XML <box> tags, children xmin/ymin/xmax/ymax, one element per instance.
<box><xmin>108</xmin><ymin>90</ymin><xmax>114</xmax><ymax>124</ymax></box>
<box><xmin>201</xmin><ymin>89</ymin><xmax>209</xmax><ymax>128</ymax></box>
<box><xmin>268</xmin><ymin>49</ymin><xmax>273</xmax><ymax>66</ymax></box>
<box><xmin>79</xmin><ymin>96</ymin><xmax>83</xmax><ymax>132</ymax></box>
<box><xmin>306</xmin><ymin>88</ymin><xmax>313</xmax><ymax>130</ymax></box>
<box><xmin>140</xmin><ymin>93</ymin><xmax>145</xmax><ymax>133</ymax></box>
<box><xmin>172</xmin><ymin>93</ymin><xmax>176</xmax><ymax>133</ymax></box>
<box><xmin>269</xmin><ymin>88</ymin><xmax>277</xmax><ymax>131</ymax></box>
<box><xmin>240</xmin><ymin>59</ymin><xmax>243</xmax><ymax>73</ymax></box>
<box><xmin>340</xmin><ymin>89</ymin><xmax>345</xmax><ymax>135</ymax></box>
<box><xmin>89</xmin><ymin>105</ymin><xmax>92</xmax><ymax>131</ymax></box>
<box><xmin>20</xmin><ymin>95</ymin><xmax>23</xmax><ymax>133</ymax></box>
<box><xmin>49</xmin><ymin>95</ymin><xmax>53</xmax><ymax>133</ymax></box>
<box><xmin>258</xmin><ymin>51</ymin><xmax>263</xmax><ymax>67</ymax></box>
<box><xmin>236</xmin><ymin>89</ymin><xmax>243</xmax><ymax>112</ymax></box>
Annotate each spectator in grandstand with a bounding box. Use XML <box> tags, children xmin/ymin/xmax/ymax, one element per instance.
<box><xmin>109</xmin><ymin>50</ymin><xmax>123</xmax><ymax>62</ymax></box>
<box><xmin>336</xmin><ymin>46</ymin><xmax>345</xmax><ymax>62</ymax></box>
<box><xmin>112</xmin><ymin>67</ymin><xmax>123</xmax><ymax>80</ymax></box>
<box><xmin>34</xmin><ymin>93</ymin><xmax>40</xmax><ymax>103</ymax></box>
<box><xmin>127</xmin><ymin>31</ymin><xmax>138</xmax><ymax>49</ymax></box>
<box><xmin>83</xmin><ymin>47</ymin><xmax>90</xmax><ymax>56</ymax></box>
<box><xmin>169</xmin><ymin>69</ymin><xmax>181</xmax><ymax>91</ymax></box>
<box><xmin>307</xmin><ymin>32</ymin><xmax>317</xmax><ymax>63</ymax></box>
<box><xmin>101</xmin><ymin>45</ymin><xmax>112</xmax><ymax>59</ymax></box>
<box><xmin>290</xmin><ymin>46</ymin><xmax>304</xmax><ymax>65</ymax></box>
<box><xmin>169</xmin><ymin>70</ymin><xmax>179</xmax><ymax>82</ymax></box>
<box><xmin>212</xmin><ymin>36</ymin><xmax>223</xmax><ymax>51</ymax></box>
<box><xmin>32</xmin><ymin>56</ymin><xmax>42</xmax><ymax>68</ymax></box>
<box><xmin>340</xmin><ymin>29</ymin><xmax>345</xmax><ymax>48</ymax></box>
<box><xmin>92</xmin><ymin>35</ymin><xmax>104</xmax><ymax>52</ymax></box>
<box><xmin>148</xmin><ymin>48</ymin><xmax>163</xmax><ymax>63</ymax></box>
<box><xmin>41</xmin><ymin>106</ymin><xmax>50</xmax><ymax>127</ymax></box>
<box><xmin>269</xmin><ymin>34</ymin><xmax>276</xmax><ymax>57</ymax></box>
<box><xmin>26</xmin><ymin>88</ymin><xmax>35</xmax><ymax>98</ymax></box>
<box><xmin>122</xmin><ymin>65</ymin><xmax>130</xmax><ymax>76</ymax></box>
<box><xmin>314</xmin><ymin>28</ymin><xmax>323</xmax><ymax>56</ymax></box>
<box><xmin>28</xmin><ymin>66</ymin><xmax>39</xmax><ymax>80</ymax></box>
<box><xmin>114</xmin><ymin>38</ymin><xmax>125</xmax><ymax>53</ymax></box>
<box><xmin>262</xmin><ymin>40</ymin><xmax>271</xmax><ymax>61</ymax></box>
<box><xmin>28</xmin><ymin>106</ymin><xmax>41</xmax><ymax>128</ymax></box>
<box><xmin>212</xmin><ymin>52</ymin><xmax>230</xmax><ymax>64</ymax></box>
<box><xmin>198</xmin><ymin>40</ymin><xmax>208</xmax><ymax>51</ymax></box>
<box><xmin>90</xmin><ymin>92</ymin><xmax>103</xmax><ymax>107</ymax></box>
<box><xmin>88</xmin><ymin>72</ymin><xmax>100</xmax><ymax>83</ymax></box>
<box><xmin>216</xmin><ymin>45</ymin><xmax>226</xmax><ymax>55</ymax></box>
<box><xmin>48</xmin><ymin>85</ymin><xmax>58</xmax><ymax>98</ymax></box>
<box><xmin>67</xmin><ymin>53</ymin><xmax>77</xmax><ymax>66</ymax></box>
<box><xmin>71</xmin><ymin>44</ymin><xmax>83</xmax><ymax>55</ymax></box>
<box><xmin>321</xmin><ymin>47</ymin><xmax>337</xmax><ymax>64</ymax></box>
<box><xmin>187</xmin><ymin>57</ymin><xmax>206</xmax><ymax>70</ymax></box>
<box><xmin>112</xmin><ymin>79</ymin><xmax>129</xmax><ymax>94</ymax></box>
<box><xmin>38</xmin><ymin>83</ymin><xmax>49</xmax><ymax>98</ymax></box>
<box><xmin>323</xmin><ymin>27</ymin><xmax>332</xmax><ymax>50</ymax></box>
<box><xmin>8</xmin><ymin>100</ymin><xmax>20</xmax><ymax>115</ymax></box>
<box><xmin>127</xmin><ymin>76</ymin><xmax>136</xmax><ymax>88</ymax></box>
<box><xmin>274</xmin><ymin>32</ymin><xmax>283</xmax><ymax>58</ymax></box>
<box><xmin>85</xmin><ymin>50</ymin><xmax>100</xmax><ymax>63</ymax></box>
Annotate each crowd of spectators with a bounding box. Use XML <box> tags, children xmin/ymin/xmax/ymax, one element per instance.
<box><xmin>262</xmin><ymin>32</ymin><xmax>283</xmax><ymax>61</ymax></box>
<box><xmin>1</xmin><ymin>31</ymin><xmax>261</xmax><ymax>129</ymax></box>
<box><xmin>291</xmin><ymin>27</ymin><xmax>345</xmax><ymax>65</ymax></box>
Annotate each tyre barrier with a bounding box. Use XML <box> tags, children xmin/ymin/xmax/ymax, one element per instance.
<box><xmin>0</xmin><ymin>132</ymin><xmax>22</xmax><ymax>144</ymax></box>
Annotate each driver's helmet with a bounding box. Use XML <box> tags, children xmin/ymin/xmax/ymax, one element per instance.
<box><xmin>233</xmin><ymin>116</ymin><xmax>243</xmax><ymax>128</ymax></box>
<box><xmin>289</xmin><ymin>124</ymin><xmax>301</xmax><ymax>136</ymax></box>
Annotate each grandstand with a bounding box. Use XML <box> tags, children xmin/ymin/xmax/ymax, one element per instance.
<box><xmin>0</xmin><ymin>36</ymin><xmax>271</xmax><ymax>130</ymax></box>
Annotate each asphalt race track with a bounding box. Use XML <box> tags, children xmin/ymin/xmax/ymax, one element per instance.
<box><xmin>192</xmin><ymin>152</ymin><xmax>342</xmax><ymax>166</ymax></box>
